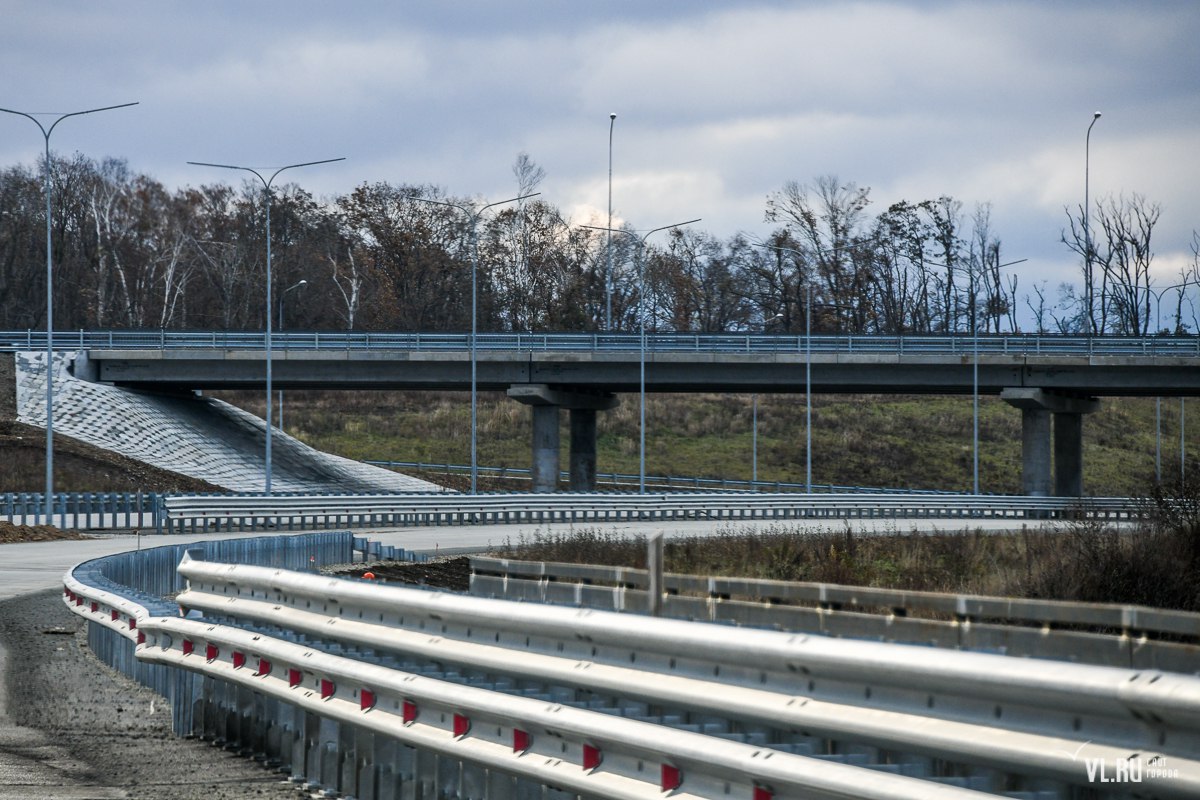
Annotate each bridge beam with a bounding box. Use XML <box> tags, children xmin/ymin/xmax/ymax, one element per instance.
<box><xmin>507</xmin><ymin>385</ymin><xmax>617</xmax><ymax>492</ymax></box>
<box><xmin>1001</xmin><ymin>388</ymin><xmax>1099</xmax><ymax>497</ymax></box>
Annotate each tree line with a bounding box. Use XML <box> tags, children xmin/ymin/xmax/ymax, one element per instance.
<box><xmin>0</xmin><ymin>153</ymin><xmax>1195</xmax><ymax>335</ymax></box>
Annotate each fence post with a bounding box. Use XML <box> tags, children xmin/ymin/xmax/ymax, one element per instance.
<box><xmin>647</xmin><ymin>531</ymin><xmax>664</xmax><ymax>617</ymax></box>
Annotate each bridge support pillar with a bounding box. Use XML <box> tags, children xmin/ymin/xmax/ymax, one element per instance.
<box><xmin>1001</xmin><ymin>389</ymin><xmax>1099</xmax><ymax>497</ymax></box>
<box><xmin>531</xmin><ymin>405</ymin><xmax>560</xmax><ymax>493</ymax></box>
<box><xmin>508</xmin><ymin>385</ymin><xmax>617</xmax><ymax>493</ymax></box>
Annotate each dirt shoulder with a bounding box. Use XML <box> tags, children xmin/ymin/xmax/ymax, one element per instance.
<box><xmin>0</xmin><ymin>590</ymin><xmax>301</xmax><ymax>800</ymax></box>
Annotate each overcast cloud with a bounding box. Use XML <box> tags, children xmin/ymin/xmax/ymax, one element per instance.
<box><xmin>2</xmin><ymin>1</ymin><xmax>1197</xmax><ymax>296</ymax></box>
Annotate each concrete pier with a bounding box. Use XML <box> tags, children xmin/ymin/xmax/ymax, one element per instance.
<box><xmin>1001</xmin><ymin>388</ymin><xmax>1099</xmax><ymax>497</ymax></box>
<box><xmin>507</xmin><ymin>385</ymin><xmax>617</xmax><ymax>493</ymax></box>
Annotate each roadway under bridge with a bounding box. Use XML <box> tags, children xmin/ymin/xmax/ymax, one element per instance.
<box><xmin>13</xmin><ymin>331</ymin><xmax>1200</xmax><ymax>496</ymax></box>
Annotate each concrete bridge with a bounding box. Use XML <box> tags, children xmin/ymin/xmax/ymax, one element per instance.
<box><xmin>9</xmin><ymin>330</ymin><xmax>1200</xmax><ymax>496</ymax></box>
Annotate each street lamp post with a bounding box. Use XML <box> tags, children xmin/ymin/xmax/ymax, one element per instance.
<box><xmin>583</xmin><ymin>219</ymin><xmax>701</xmax><ymax>493</ymax></box>
<box><xmin>277</xmin><ymin>278</ymin><xmax>308</xmax><ymax>432</ymax></box>
<box><xmin>753</xmin><ymin>313</ymin><xmax>784</xmax><ymax>485</ymax></box>
<box><xmin>1150</xmin><ymin>280</ymin><xmax>1198</xmax><ymax>482</ymax></box>
<box><xmin>606</xmin><ymin>113</ymin><xmax>616</xmax><ymax>331</ymax></box>
<box><xmin>188</xmin><ymin>158</ymin><xmax>345</xmax><ymax>493</ymax></box>
<box><xmin>1084</xmin><ymin>111</ymin><xmax>1102</xmax><ymax>336</ymax></box>
<box><xmin>1</xmin><ymin>101</ymin><xmax>138</xmax><ymax>524</ymax></box>
<box><xmin>413</xmin><ymin>192</ymin><xmax>539</xmax><ymax>494</ymax></box>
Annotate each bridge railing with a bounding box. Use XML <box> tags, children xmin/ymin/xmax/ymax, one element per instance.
<box><xmin>3</xmin><ymin>328</ymin><xmax>1200</xmax><ymax>356</ymax></box>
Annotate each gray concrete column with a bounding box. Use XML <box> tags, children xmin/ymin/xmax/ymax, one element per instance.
<box><xmin>1002</xmin><ymin>388</ymin><xmax>1099</xmax><ymax>498</ymax></box>
<box><xmin>531</xmin><ymin>404</ymin><xmax>560</xmax><ymax>493</ymax></box>
<box><xmin>1020</xmin><ymin>408</ymin><xmax>1053</xmax><ymax>496</ymax></box>
<box><xmin>569</xmin><ymin>408</ymin><xmax>598</xmax><ymax>492</ymax></box>
<box><xmin>508</xmin><ymin>385</ymin><xmax>616</xmax><ymax>493</ymax></box>
<box><xmin>1054</xmin><ymin>412</ymin><xmax>1085</xmax><ymax>497</ymax></box>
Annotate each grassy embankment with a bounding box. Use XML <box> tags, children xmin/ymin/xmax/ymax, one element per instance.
<box><xmin>237</xmin><ymin>389</ymin><xmax>1195</xmax><ymax>496</ymax></box>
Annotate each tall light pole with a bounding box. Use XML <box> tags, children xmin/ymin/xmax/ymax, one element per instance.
<box><xmin>754</xmin><ymin>313</ymin><xmax>784</xmax><ymax>485</ymax></box>
<box><xmin>1150</xmin><ymin>280</ymin><xmax>1198</xmax><ymax>482</ymax></box>
<box><xmin>1084</xmin><ymin>111</ymin><xmax>1102</xmax><ymax>336</ymax></box>
<box><xmin>188</xmin><ymin>158</ymin><xmax>344</xmax><ymax>493</ymax></box>
<box><xmin>277</xmin><ymin>278</ymin><xmax>307</xmax><ymax>432</ymax></box>
<box><xmin>931</xmin><ymin>257</ymin><xmax>1027</xmax><ymax>495</ymax></box>
<box><xmin>606</xmin><ymin>113</ymin><xmax>617</xmax><ymax>330</ymax></box>
<box><xmin>584</xmin><ymin>219</ymin><xmax>701</xmax><ymax>493</ymax></box>
<box><xmin>413</xmin><ymin>192</ymin><xmax>539</xmax><ymax>494</ymax></box>
<box><xmin>1</xmin><ymin>101</ymin><xmax>138</xmax><ymax>524</ymax></box>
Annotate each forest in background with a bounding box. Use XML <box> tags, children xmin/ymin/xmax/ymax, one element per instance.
<box><xmin>2</xmin><ymin>153</ymin><xmax>1196</xmax><ymax>337</ymax></box>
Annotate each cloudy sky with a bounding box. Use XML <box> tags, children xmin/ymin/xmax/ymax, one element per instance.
<box><xmin>2</xmin><ymin>1</ymin><xmax>1198</xmax><ymax>302</ymax></box>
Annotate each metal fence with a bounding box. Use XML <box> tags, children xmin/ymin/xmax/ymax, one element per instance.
<box><xmin>4</xmin><ymin>328</ymin><xmax>1200</xmax><ymax>356</ymax></box>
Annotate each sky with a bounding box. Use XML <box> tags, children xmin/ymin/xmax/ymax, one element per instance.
<box><xmin>2</xmin><ymin>0</ymin><xmax>1198</xmax><ymax>309</ymax></box>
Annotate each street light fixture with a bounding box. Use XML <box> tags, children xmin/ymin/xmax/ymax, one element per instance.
<box><xmin>1084</xmin><ymin>111</ymin><xmax>1102</xmax><ymax>336</ymax></box>
<box><xmin>188</xmin><ymin>158</ymin><xmax>345</xmax><ymax>493</ymax></box>
<box><xmin>606</xmin><ymin>113</ymin><xmax>616</xmax><ymax>331</ymax></box>
<box><xmin>277</xmin><ymin>278</ymin><xmax>308</xmax><ymax>432</ymax></box>
<box><xmin>0</xmin><ymin>101</ymin><xmax>138</xmax><ymax>524</ymax></box>
<box><xmin>1150</xmin><ymin>280</ymin><xmax>1199</xmax><ymax>482</ymax></box>
<box><xmin>412</xmin><ymin>192</ymin><xmax>540</xmax><ymax>494</ymax></box>
<box><xmin>583</xmin><ymin>219</ymin><xmax>701</xmax><ymax>493</ymax></box>
<box><xmin>754</xmin><ymin>313</ymin><xmax>784</xmax><ymax>485</ymax></box>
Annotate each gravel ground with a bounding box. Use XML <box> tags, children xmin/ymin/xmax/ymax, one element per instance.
<box><xmin>327</xmin><ymin>555</ymin><xmax>471</xmax><ymax>591</ymax></box>
<box><xmin>0</xmin><ymin>590</ymin><xmax>303</xmax><ymax>800</ymax></box>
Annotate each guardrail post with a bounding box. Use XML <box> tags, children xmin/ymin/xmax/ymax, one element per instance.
<box><xmin>647</xmin><ymin>531</ymin><xmax>664</xmax><ymax>617</ymax></box>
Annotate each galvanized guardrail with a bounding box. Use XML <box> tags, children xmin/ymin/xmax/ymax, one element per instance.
<box><xmin>172</xmin><ymin>556</ymin><xmax>1200</xmax><ymax>798</ymax></box>
<box><xmin>159</xmin><ymin>491</ymin><xmax>1144</xmax><ymax>533</ymax></box>
<box><xmin>366</xmin><ymin>460</ymin><xmax>957</xmax><ymax>495</ymax></box>
<box><xmin>4</xmin><ymin>328</ymin><xmax>1200</xmax><ymax>356</ymax></box>
<box><xmin>2</xmin><ymin>491</ymin><xmax>160</xmax><ymax>530</ymax></box>
<box><xmin>62</xmin><ymin>539</ymin><xmax>1200</xmax><ymax>798</ymax></box>
<box><xmin>470</xmin><ymin>557</ymin><xmax>1200</xmax><ymax>672</ymax></box>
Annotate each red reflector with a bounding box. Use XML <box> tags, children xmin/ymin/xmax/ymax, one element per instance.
<box><xmin>182</xmin><ymin>639</ymin><xmax>194</xmax><ymax>656</ymax></box>
<box><xmin>111</xmin><ymin>609</ymin><xmax>119</xmax><ymax>621</ymax></box>
<box><xmin>513</xmin><ymin>728</ymin><xmax>530</xmax><ymax>753</ymax></box>
<box><xmin>257</xmin><ymin>658</ymin><xmax>272</xmax><ymax>676</ymax></box>
<box><xmin>753</xmin><ymin>786</ymin><xmax>774</xmax><ymax>800</ymax></box>
<box><xmin>583</xmin><ymin>744</ymin><xmax>602</xmax><ymax>771</ymax></box>
<box><xmin>136</xmin><ymin>631</ymin><xmax>145</xmax><ymax>645</ymax></box>
<box><xmin>288</xmin><ymin>668</ymin><xmax>302</xmax><ymax>687</ymax></box>
<box><xmin>453</xmin><ymin>713</ymin><xmax>470</xmax><ymax>737</ymax></box>
<box><xmin>661</xmin><ymin>764</ymin><xmax>681</xmax><ymax>791</ymax></box>
<box><xmin>402</xmin><ymin>700</ymin><xmax>418</xmax><ymax>723</ymax></box>
<box><xmin>90</xmin><ymin>601</ymin><xmax>98</xmax><ymax>612</ymax></box>
<box><xmin>63</xmin><ymin>587</ymin><xmax>70</xmax><ymax>598</ymax></box>
<box><xmin>75</xmin><ymin>597</ymin><xmax>82</xmax><ymax>606</ymax></box>
<box><xmin>205</xmin><ymin>643</ymin><xmax>218</xmax><ymax>661</ymax></box>
<box><xmin>128</xmin><ymin>617</ymin><xmax>136</xmax><ymax>630</ymax></box>
<box><xmin>360</xmin><ymin>689</ymin><xmax>375</xmax><ymax>711</ymax></box>
<box><xmin>232</xmin><ymin>651</ymin><xmax>246</xmax><ymax>669</ymax></box>
<box><xmin>320</xmin><ymin>679</ymin><xmax>335</xmax><ymax>699</ymax></box>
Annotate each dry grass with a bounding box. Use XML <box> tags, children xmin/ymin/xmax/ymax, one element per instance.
<box><xmin>494</xmin><ymin>483</ymin><xmax>1200</xmax><ymax>611</ymax></box>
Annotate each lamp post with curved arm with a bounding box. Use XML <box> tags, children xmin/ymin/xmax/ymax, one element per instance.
<box><xmin>277</xmin><ymin>278</ymin><xmax>308</xmax><ymax>433</ymax></box>
<box><xmin>1</xmin><ymin>101</ymin><xmax>138</xmax><ymax>524</ymax></box>
<box><xmin>1085</xmin><ymin>111</ymin><xmax>1101</xmax><ymax>336</ymax></box>
<box><xmin>188</xmin><ymin>158</ymin><xmax>345</xmax><ymax>493</ymax></box>
<box><xmin>606</xmin><ymin>113</ymin><xmax>616</xmax><ymax>330</ymax></box>
<box><xmin>413</xmin><ymin>192</ymin><xmax>540</xmax><ymax>494</ymax></box>
<box><xmin>583</xmin><ymin>219</ymin><xmax>701</xmax><ymax>493</ymax></box>
<box><xmin>1149</xmin><ymin>280</ymin><xmax>1199</xmax><ymax>482</ymax></box>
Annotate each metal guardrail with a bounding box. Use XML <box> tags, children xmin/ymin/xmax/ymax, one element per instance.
<box><xmin>61</xmin><ymin>537</ymin><xmax>1200</xmax><ymax>798</ymax></box>
<box><xmin>470</xmin><ymin>557</ymin><xmax>1200</xmax><ymax>672</ymax></box>
<box><xmin>2</xmin><ymin>491</ymin><xmax>159</xmax><ymax>530</ymax></box>
<box><xmin>366</xmin><ymin>460</ymin><xmax>958</xmax><ymax>495</ymax></box>
<box><xmin>4</xmin><ymin>328</ymin><xmax>1200</xmax><ymax>356</ymax></box>
<box><xmin>159</xmin><ymin>491</ymin><xmax>1145</xmax><ymax>534</ymax></box>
